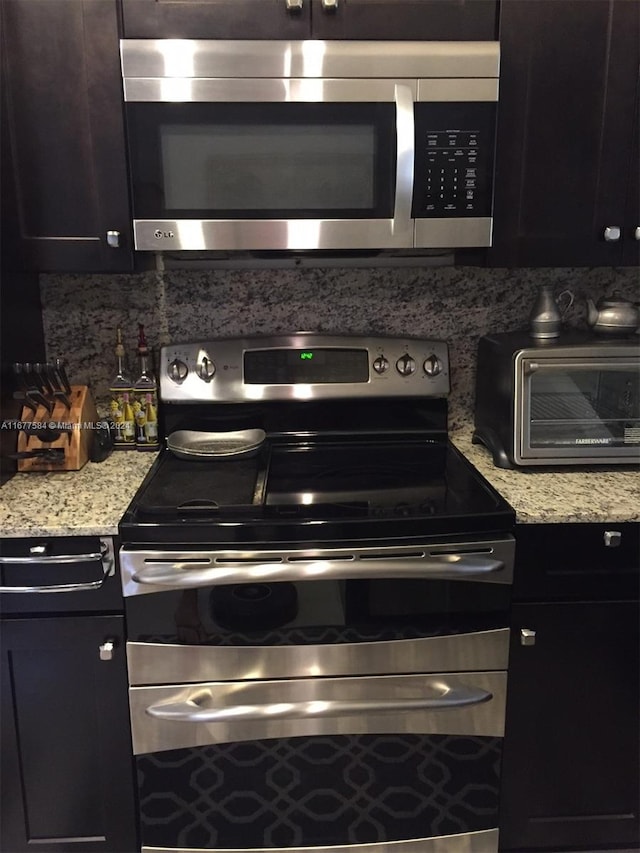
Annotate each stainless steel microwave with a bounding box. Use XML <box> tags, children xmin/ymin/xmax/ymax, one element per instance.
<box><xmin>120</xmin><ymin>39</ymin><xmax>499</xmax><ymax>253</ymax></box>
<box><xmin>473</xmin><ymin>332</ymin><xmax>640</xmax><ymax>468</ymax></box>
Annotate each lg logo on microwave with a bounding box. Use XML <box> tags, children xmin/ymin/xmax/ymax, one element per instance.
<box><xmin>154</xmin><ymin>229</ymin><xmax>175</xmax><ymax>239</ymax></box>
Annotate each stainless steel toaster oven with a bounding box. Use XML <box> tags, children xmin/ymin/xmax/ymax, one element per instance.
<box><xmin>473</xmin><ymin>331</ymin><xmax>640</xmax><ymax>468</ymax></box>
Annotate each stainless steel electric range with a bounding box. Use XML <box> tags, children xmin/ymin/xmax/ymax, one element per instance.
<box><xmin>119</xmin><ymin>334</ymin><xmax>515</xmax><ymax>853</ymax></box>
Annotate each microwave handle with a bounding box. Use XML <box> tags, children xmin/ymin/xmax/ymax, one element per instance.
<box><xmin>393</xmin><ymin>84</ymin><xmax>416</xmax><ymax>231</ymax></box>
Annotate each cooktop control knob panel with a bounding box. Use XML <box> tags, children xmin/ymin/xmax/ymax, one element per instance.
<box><xmin>160</xmin><ymin>335</ymin><xmax>449</xmax><ymax>402</ymax></box>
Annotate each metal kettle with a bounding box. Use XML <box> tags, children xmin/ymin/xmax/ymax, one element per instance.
<box><xmin>586</xmin><ymin>296</ymin><xmax>639</xmax><ymax>335</ymax></box>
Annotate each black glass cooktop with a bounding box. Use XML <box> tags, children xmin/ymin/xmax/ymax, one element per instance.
<box><xmin>120</xmin><ymin>437</ymin><xmax>514</xmax><ymax>544</ymax></box>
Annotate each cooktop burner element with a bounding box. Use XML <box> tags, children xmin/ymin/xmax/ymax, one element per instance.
<box><xmin>120</xmin><ymin>334</ymin><xmax>514</xmax><ymax>544</ymax></box>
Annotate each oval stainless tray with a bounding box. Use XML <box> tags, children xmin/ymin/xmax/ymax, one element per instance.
<box><xmin>167</xmin><ymin>429</ymin><xmax>266</xmax><ymax>460</ymax></box>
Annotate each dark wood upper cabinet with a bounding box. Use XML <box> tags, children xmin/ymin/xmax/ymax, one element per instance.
<box><xmin>490</xmin><ymin>0</ymin><xmax>640</xmax><ymax>267</ymax></box>
<box><xmin>309</xmin><ymin>0</ymin><xmax>497</xmax><ymax>40</ymax></box>
<box><xmin>622</xmin><ymin>97</ymin><xmax>640</xmax><ymax>266</ymax></box>
<box><xmin>122</xmin><ymin>0</ymin><xmax>312</xmax><ymax>39</ymax></box>
<box><xmin>121</xmin><ymin>0</ymin><xmax>497</xmax><ymax>40</ymax></box>
<box><xmin>1</xmin><ymin>0</ymin><xmax>132</xmax><ymax>273</ymax></box>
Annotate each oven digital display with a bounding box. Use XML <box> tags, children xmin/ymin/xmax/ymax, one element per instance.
<box><xmin>244</xmin><ymin>348</ymin><xmax>369</xmax><ymax>384</ymax></box>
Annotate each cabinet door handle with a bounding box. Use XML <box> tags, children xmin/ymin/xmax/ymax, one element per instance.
<box><xmin>634</xmin><ymin>226</ymin><xmax>640</xmax><ymax>241</ymax></box>
<box><xmin>99</xmin><ymin>640</ymin><xmax>115</xmax><ymax>661</ymax></box>
<box><xmin>0</xmin><ymin>538</ymin><xmax>115</xmax><ymax>593</ymax></box>
<box><xmin>285</xmin><ymin>0</ymin><xmax>303</xmax><ymax>9</ymax></box>
<box><xmin>106</xmin><ymin>230</ymin><xmax>120</xmax><ymax>248</ymax></box>
<box><xmin>322</xmin><ymin>0</ymin><xmax>339</xmax><ymax>9</ymax></box>
<box><xmin>603</xmin><ymin>530</ymin><xmax>622</xmax><ymax>547</ymax></box>
<box><xmin>603</xmin><ymin>225</ymin><xmax>621</xmax><ymax>242</ymax></box>
<box><xmin>520</xmin><ymin>628</ymin><xmax>536</xmax><ymax>646</ymax></box>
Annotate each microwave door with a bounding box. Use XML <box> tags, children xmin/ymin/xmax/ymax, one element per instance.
<box><xmin>124</xmin><ymin>77</ymin><xmax>416</xmax><ymax>252</ymax></box>
<box><xmin>516</xmin><ymin>358</ymin><xmax>640</xmax><ymax>464</ymax></box>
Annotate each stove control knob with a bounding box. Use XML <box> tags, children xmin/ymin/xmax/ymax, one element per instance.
<box><xmin>197</xmin><ymin>357</ymin><xmax>216</xmax><ymax>382</ymax></box>
<box><xmin>372</xmin><ymin>355</ymin><xmax>389</xmax><ymax>374</ymax></box>
<box><xmin>168</xmin><ymin>358</ymin><xmax>189</xmax><ymax>384</ymax></box>
<box><xmin>423</xmin><ymin>354</ymin><xmax>442</xmax><ymax>377</ymax></box>
<box><xmin>396</xmin><ymin>354</ymin><xmax>416</xmax><ymax>376</ymax></box>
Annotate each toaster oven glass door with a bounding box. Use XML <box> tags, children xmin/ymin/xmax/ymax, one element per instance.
<box><xmin>519</xmin><ymin>359</ymin><xmax>640</xmax><ymax>459</ymax></box>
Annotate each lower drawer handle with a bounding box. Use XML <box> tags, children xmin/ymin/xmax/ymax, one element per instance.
<box><xmin>146</xmin><ymin>685</ymin><xmax>493</xmax><ymax>723</ymax></box>
<box><xmin>0</xmin><ymin>538</ymin><xmax>115</xmax><ymax>593</ymax></box>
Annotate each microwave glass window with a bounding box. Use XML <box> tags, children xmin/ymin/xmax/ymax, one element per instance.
<box><xmin>528</xmin><ymin>366</ymin><xmax>639</xmax><ymax>448</ymax></box>
<box><xmin>161</xmin><ymin>124</ymin><xmax>375</xmax><ymax>211</ymax></box>
<box><xmin>126</xmin><ymin>102</ymin><xmax>396</xmax><ymax>219</ymax></box>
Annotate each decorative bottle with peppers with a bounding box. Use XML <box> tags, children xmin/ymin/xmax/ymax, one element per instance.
<box><xmin>133</xmin><ymin>323</ymin><xmax>160</xmax><ymax>451</ymax></box>
<box><xmin>109</xmin><ymin>328</ymin><xmax>135</xmax><ymax>449</ymax></box>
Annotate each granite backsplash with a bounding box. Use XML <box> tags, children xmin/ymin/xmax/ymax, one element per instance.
<box><xmin>40</xmin><ymin>265</ymin><xmax>639</xmax><ymax>428</ymax></box>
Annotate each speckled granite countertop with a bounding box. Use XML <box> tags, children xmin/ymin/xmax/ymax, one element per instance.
<box><xmin>451</xmin><ymin>424</ymin><xmax>640</xmax><ymax>524</ymax></box>
<box><xmin>1</xmin><ymin>434</ymin><xmax>639</xmax><ymax>538</ymax></box>
<box><xmin>0</xmin><ymin>452</ymin><xmax>157</xmax><ymax>539</ymax></box>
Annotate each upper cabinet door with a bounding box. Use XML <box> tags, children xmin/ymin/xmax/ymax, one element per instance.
<box><xmin>121</xmin><ymin>0</ymin><xmax>496</xmax><ymax>40</ymax></box>
<box><xmin>1</xmin><ymin>0</ymin><xmax>132</xmax><ymax>273</ymax></box>
<box><xmin>490</xmin><ymin>0</ymin><xmax>640</xmax><ymax>267</ymax></box>
<box><xmin>310</xmin><ymin>0</ymin><xmax>497</xmax><ymax>40</ymax></box>
<box><xmin>622</xmin><ymin>89</ymin><xmax>640</xmax><ymax>267</ymax></box>
<box><xmin>121</xmin><ymin>0</ymin><xmax>312</xmax><ymax>38</ymax></box>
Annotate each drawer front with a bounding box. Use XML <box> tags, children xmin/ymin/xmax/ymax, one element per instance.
<box><xmin>514</xmin><ymin>523</ymin><xmax>640</xmax><ymax>602</ymax></box>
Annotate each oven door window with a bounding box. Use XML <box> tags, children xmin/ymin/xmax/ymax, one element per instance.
<box><xmin>125</xmin><ymin>576</ymin><xmax>511</xmax><ymax>648</ymax></box>
<box><xmin>126</xmin><ymin>103</ymin><xmax>396</xmax><ymax>220</ymax></box>
<box><xmin>136</xmin><ymin>734</ymin><xmax>502</xmax><ymax>851</ymax></box>
<box><xmin>521</xmin><ymin>360</ymin><xmax>640</xmax><ymax>456</ymax></box>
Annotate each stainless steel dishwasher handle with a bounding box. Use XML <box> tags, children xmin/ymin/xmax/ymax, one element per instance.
<box><xmin>0</xmin><ymin>538</ymin><xmax>115</xmax><ymax>593</ymax></box>
<box><xmin>146</xmin><ymin>685</ymin><xmax>493</xmax><ymax>723</ymax></box>
<box><xmin>130</xmin><ymin>555</ymin><xmax>505</xmax><ymax>589</ymax></box>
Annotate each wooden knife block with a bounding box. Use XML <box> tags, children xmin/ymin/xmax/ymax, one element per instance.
<box><xmin>17</xmin><ymin>385</ymin><xmax>98</xmax><ymax>472</ymax></box>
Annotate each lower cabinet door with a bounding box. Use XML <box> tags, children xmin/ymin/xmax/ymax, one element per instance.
<box><xmin>499</xmin><ymin>601</ymin><xmax>640</xmax><ymax>850</ymax></box>
<box><xmin>0</xmin><ymin>615</ymin><xmax>138</xmax><ymax>853</ymax></box>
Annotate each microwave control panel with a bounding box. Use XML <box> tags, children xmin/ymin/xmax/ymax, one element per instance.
<box><xmin>412</xmin><ymin>103</ymin><xmax>497</xmax><ymax>219</ymax></box>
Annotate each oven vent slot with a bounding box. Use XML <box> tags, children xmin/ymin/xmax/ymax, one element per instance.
<box><xmin>428</xmin><ymin>547</ymin><xmax>494</xmax><ymax>556</ymax></box>
<box><xmin>286</xmin><ymin>555</ymin><xmax>355</xmax><ymax>563</ymax></box>
<box><xmin>214</xmin><ymin>557</ymin><xmax>283</xmax><ymax>565</ymax></box>
<box><xmin>358</xmin><ymin>551</ymin><xmax>426</xmax><ymax>560</ymax></box>
<box><xmin>145</xmin><ymin>558</ymin><xmax>211</xmax><ymax>565</ymax></box>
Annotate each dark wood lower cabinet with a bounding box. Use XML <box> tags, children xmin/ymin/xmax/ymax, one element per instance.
<box><xmin>0</xmin><ymin>615</ymin><xmax>138</xmax><ymax>853</ymax></box>
<box><xmin>500</xmin><ymin>600</ymin><xmax>640</xmax><ymax>851</ymax></box>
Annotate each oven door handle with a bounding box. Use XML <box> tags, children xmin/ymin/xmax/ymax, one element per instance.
<box><xmin>145</xmin><ymin>685</ymin><xmax>493</xmax><ymax>723</ymax></box>
<box><xmin>129</xmin><ymin>554</ymin><xmax>506</xmax><ymax>590</ymax></box>
<box><xmin>0</xmin><ymin>539</ymin><xmax>115</xmax><ymax>593</ymax></box>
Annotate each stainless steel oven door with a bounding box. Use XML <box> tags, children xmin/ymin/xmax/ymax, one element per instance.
<box><xmin>130</xmin><ymin>668</ymin><xmax>505</xmax><ymax>853</ymax></box>
<box><xmin>123</xmin><ymin>537</ymin><xmax>512</xmax><ymax>852</ymax></box>
<box><xmin>121</xmin><ymin>40</ymin><xmax>499</xmax><ymax>251</ymax></box>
